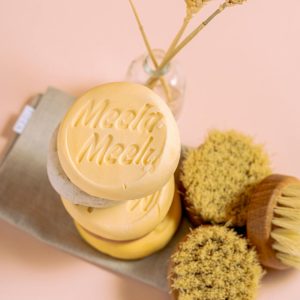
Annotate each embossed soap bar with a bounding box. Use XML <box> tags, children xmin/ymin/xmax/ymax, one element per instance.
<box><xmin>74</xmin><ymin>186</ymin><xmax>182</xmax><ymax>260</ymax></box>
<box><xmin>57</xmin><ymin>82</ymin><xmax>181</xmax><ymax>200</ymax></box>
<box><xmin>61</xmin><ymin>176</ymin><xmax>175</xmax><ymax>241</ymax></box>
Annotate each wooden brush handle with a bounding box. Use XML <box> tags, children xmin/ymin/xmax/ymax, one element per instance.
<box><xmin>247</xmin><ymin>174</ymin><xmax>299</xmax><ymax>270</ymax></box>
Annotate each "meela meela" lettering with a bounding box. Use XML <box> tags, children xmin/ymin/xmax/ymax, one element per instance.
<box><xmin>72</xmin><ymin>99</ymin><xmax>164</xmax><ymax>133</ymax></box>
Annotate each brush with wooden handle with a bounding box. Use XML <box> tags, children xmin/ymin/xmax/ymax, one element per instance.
<box><xmin>247</xmin><ymin>174</ymin><xmax>300</xmax><ymax>270</ymax></box>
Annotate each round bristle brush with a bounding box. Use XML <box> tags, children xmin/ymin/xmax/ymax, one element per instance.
<box><xmin>247</xmin><ymin>174</ymin><xmax>300</xmax><ymax>270</ymax></box>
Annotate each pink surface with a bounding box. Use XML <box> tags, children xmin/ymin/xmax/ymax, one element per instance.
<box><xmin>0</xmin><ymin>0</ymin><xmax>300</xmax><ymax>299</ymax></box>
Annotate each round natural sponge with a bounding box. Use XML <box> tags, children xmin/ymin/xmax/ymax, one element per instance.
<box><xmin>180</xmin><ymin>130</ymin><xmax>271</xmax><ymax>226</ymax></box>
<box><xmin>169</xmin><ymin>226</ymin><xmax>263</xmax><ymax>300</ymax></box>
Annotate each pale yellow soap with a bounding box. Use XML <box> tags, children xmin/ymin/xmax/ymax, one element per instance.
<box><xmin>57</xmin><ymin>82</ymin><xmax>181</xmax><ymax>200</ymax></box>
<box><xmin>74</xmin><ymin>187</ymin><xmax>182</xmax><ymax>260</ymax></box>
<box><xmin>61</xmin><ymin>176</ymin><xmax>175</xmax><ymax>241</ymax></box>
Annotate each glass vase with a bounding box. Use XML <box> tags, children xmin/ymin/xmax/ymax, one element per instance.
<box><xmin>126</xmin><ymin>49</ymin><xmax>185</xmax><ymax>119</ymax></box>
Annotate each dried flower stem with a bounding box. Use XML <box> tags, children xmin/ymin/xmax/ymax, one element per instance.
<box><xmin>147</xmin><ymin>2</ymin><xmax>229</xmax><ymax>88</ymax></box>
<box><xmin>163</xmin><ymin>12</ymin><xmax>193</xmax><ymax>67</ymax></box>
<box><xmin>128</xmin><ymin>0</ymin><xmax>172</xmax><ymax>101</ymax></box>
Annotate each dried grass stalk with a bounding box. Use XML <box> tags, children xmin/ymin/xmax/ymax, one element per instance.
<box><xmin>147</xmin><ymin>0</ymin><xmax>247</xmax><ymax>88</ymax></box>
<box><xmin>128</xmin><ymin>0</ymin><xmax>172</xmax><ymax>101</ymax></box>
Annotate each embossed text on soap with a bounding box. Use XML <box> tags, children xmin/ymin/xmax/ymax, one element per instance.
<box><xmin>72</xmin><ymin>99</ymin><xmax>164</xmax><ymax>134</ymax></box>
<box><xmin>72</xmin><ymin>98</ymin><xmax>166</xmax><ymax>169</ymax></box>
<box><xmin>76</xmin><ymin>133</ymin><xmax>163</xmax><ymax>168</ymax></box>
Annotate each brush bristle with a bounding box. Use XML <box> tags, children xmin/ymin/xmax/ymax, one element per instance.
<box><xmin>271</xmin><ymin>184</ymin><xmax>300</xmax><ymax>269</ymax></box>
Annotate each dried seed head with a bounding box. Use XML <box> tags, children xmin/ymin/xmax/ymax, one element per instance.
<box><xmin>225</xmin><ymin>0</ymin><xmax>247</xmax><ymax>6</ymax></box>
<box><xmin>185</xmin><ymin>0</ymin><xmax>209</xmax><ymax>15</ymax></box>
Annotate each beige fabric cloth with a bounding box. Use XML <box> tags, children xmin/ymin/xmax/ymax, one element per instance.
<box><xmin>0</xmin><ymin>87</ymin><xmax>189</xmax><ymax>292</ymax></box>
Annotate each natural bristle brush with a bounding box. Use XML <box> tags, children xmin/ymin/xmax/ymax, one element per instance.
<box><xmin>247</xmin><ymin>174</ymin><xmax>300</xmax><ymax>270</ymax></box>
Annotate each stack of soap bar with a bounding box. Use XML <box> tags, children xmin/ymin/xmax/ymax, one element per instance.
<box><xmin>47</xmin><ymin>82</ymin><xmax>182</xmax><ymax>260</ymax></box>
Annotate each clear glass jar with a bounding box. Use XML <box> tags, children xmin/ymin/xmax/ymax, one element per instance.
<box><xmin>126</xmin><ymin>49</ymin><xmax>185</xmax><ymax>119</ymax></box>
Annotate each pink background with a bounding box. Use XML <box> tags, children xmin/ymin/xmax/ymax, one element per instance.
<box><xmin>1</xmin><ymin>0</ymin><xmax>300</xmax><ymax>299</ymax></box>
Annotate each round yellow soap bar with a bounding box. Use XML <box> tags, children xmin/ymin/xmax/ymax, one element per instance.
<box><xmin>61</xmin><ymin>176</ymin><xmax>175</xmax><ymax>241</ymax></box>
<box><xmin>74</xmin><ymin>187</ymin><xmax>182</xmax><ymax>260</ymax></box>
<box><xmin>57</xmin><ymin>82</ymin><xmax>180</xmax><ymax>200</ymax></box>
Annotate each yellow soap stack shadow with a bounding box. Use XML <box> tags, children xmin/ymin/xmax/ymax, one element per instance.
<box><xmin>47</xmin><ymin>82</ymin><xmax>182</xmax><ymax>260</ymax></box>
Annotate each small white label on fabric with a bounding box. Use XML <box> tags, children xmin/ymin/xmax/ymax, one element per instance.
<box><xmin>13</xmin><ymin>105</ymin><xmax>35</xmax><ymax>134</ymax></box>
